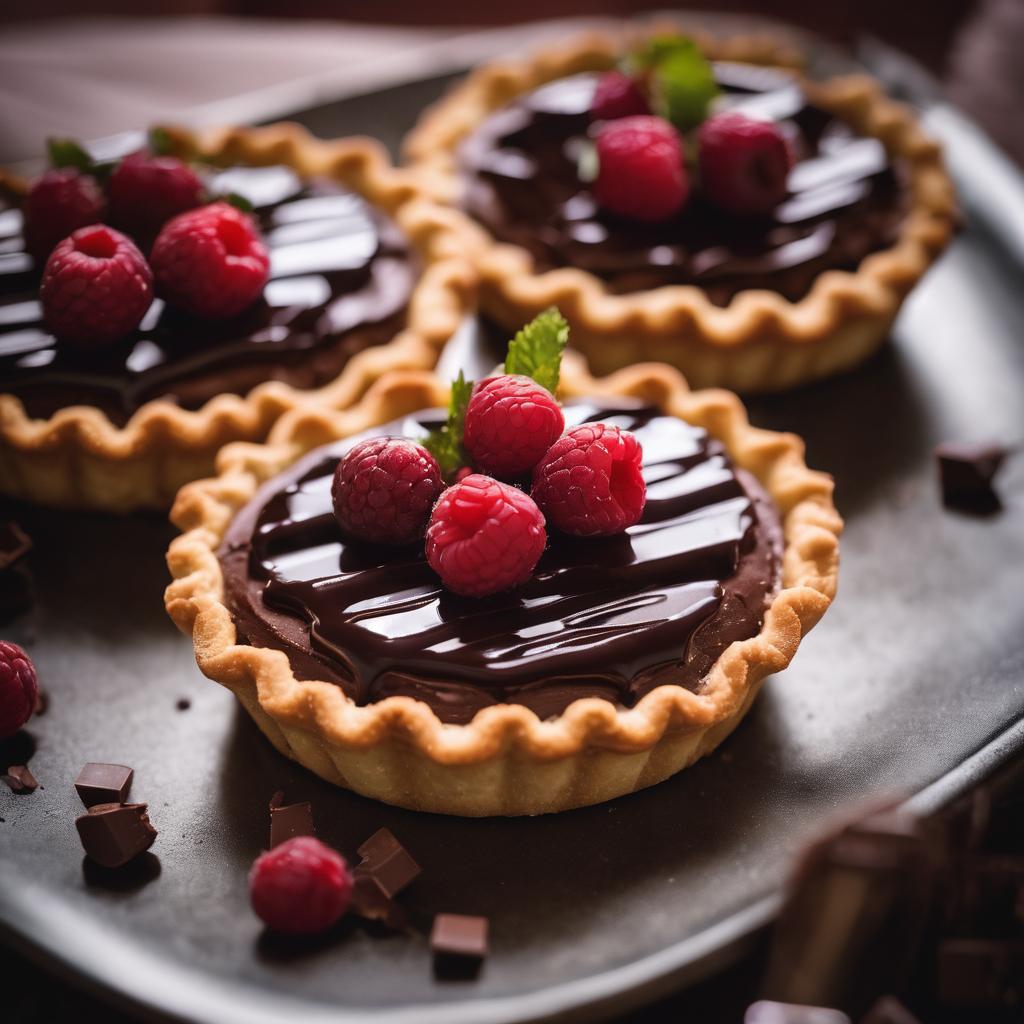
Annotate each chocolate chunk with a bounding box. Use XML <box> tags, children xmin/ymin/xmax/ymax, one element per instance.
<box><xmin>859</xmin><ymin>996</ymin><xmax>921</xmax><ymax>1024</ymax></box>
<box><xmin>935</xmin><ymin>441</ymin><xmax>1007</xmax><ymax>509</ymax></box>
<box><xmin>430</xmin><ymin>913</ymin><xmax>489</xmax><ymax>978</ymax></box>
<box><xmin>356</xmin><ymin>827</ymin><xmax>420</xmax><ymax>898</ymax></box>
<box><xmin>2</xmin><ymin>764</ymin><xmax>38</xmax><ymax>794</ymax></box>
<box><xmin>744</xmin><ymin>1003</ymin><xmax>850</xmax><ymax>1024</ymax></box>
<box><xmin>75</xmin><ymin>802</ymin><xmax>157</xmax><ymax>868</ymax></box>
<box><xmin>350</xmin><ymin>872</ymin><xmax>409</xmax><ymax>930</ymax></box>
<box><xmin>75</xmin><ymin>763</ymin><xmax>133</xmax><ymax>808</ymax></box>
<box><xmin>269</xmin><ymin>800</ymin><xmax>314</xmax><ymax>848</ymax></box>
<box><xmin>0</xmin><ymin>521</ymin><xmax>31</xmax><ymax>571</ymax></box>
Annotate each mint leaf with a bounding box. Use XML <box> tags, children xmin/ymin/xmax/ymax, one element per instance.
<box><xmin>504</xmin><ymin>308</ymin><xmax>569</xmax><ymax>395</ymax></box>
<box><xmin>423</xmin><ymin>370</ymin><xmax>473</xmax><ymax>478</ymax></box>
<box><xmin>633</xmin><ymin>35</ymin><xmax>718</xmax><ymax>131</ymax></box>
<box><xmin>46</xmin><ymin>138</ymin><xmax>94</xmax><ymax>174</ymax></box>
<box><xmin>222</xmin><ymin>191</ymin><xmax>254</xmax><ymax>214</ymax></box>
<box><xmin>147</xmin><ymin>126</ymin><xmax>174</xmax><ymax>157</ymax></box>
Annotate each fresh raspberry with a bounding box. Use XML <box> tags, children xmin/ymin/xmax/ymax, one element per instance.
<box><xmin>591</xmin><ymin>70</ymin><xmax>651</xmax><ymax>121</ymax></box>
<box><xmin>463</xmin><ymin>375</ymin><xmax>565</xmax><ymax>479</ymax></box>
<box><xmin>0</xmin><ymin>641</ymin><xmax>38</xmax><ymax>739</ymax></box>
<box><xmin>593</xmin><ymin>115</ymin><xmax>688</xmax><ymax>222</ymax></box>
<box><xmin>150</xmin><ymin>202</ymin><xmax>269</xmax><ymax>319</ymax></box>
<box><xmin>108</xmin><ymin>151</ymin><xmax>204</xmax><ymax>243</ymax></box>
<box><xmin>40</xmin><ymin>225</ymin><xmax>154</xmax><ymax>349</ymax></box>
<box><xmin>23</xmin><ymin>168</ymin><xmax>106</xmax><ymax>262</ymax></box>
<box><xmin>332</xmin><ymin>437</ymin><xmax>443</xmax><ymax>545</ymax></box>
<box><xmin>698</xmin><ymin>111</ymin><xmax>794</xmax><ymax>216</ymax></box>
<box><xmin>426</xmin><ymin>475</ymin><xmax>546</xmax><ymax>598</ymax></box>
<box><xmin>531</xmin><ymin>423</ymin><xmax>646</xmax><ymax>536</ymax></box>
<box><xmin>249</xmin><ymin>836</ymin><xmax>353</xmax><ymax>935</ymax></box>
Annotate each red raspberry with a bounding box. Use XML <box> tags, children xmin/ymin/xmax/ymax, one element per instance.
<box><xmin>23</xmin><ymin>168</ymin><xmax>106</xmax><ymax>263</ymax></box>
<box><xmin>249</xmin><ymin>836</ymin><xmax>353</xmax><ymax>935</ymax></box>
<box><xmin>0</xmin><ymin>641</ymin><xmax>38</xmax><ymax>739</ymax></box>
<box><xmin>108</xmin><ymin>151</ymin><xmax>204</xmax><ymax>243</ymax></box>
<box><xmin>698</xmin><ymin>111</ymin><xmax>794</xmax><ymax>216</ymax></box>
<box><xmin>40</xmin><ymin>225</ymin><xmax>154</xmax><ymax>349</ymax></box>
<box><xmin>332</xmin><ymin>437</ymin><xmax>443</xmax><ymax>545</ymax></box>
<box><xmin>426</xmin><ymin>475</ymin><xmax>546</xmax><ymax>598</ymax></box>
<box><xmin>591</xmin><ymin>70</ymin><xmax>651</xmax><ymax>121</ymax></box>
<box><xmin>593</xmin><ymin>115</ymin><xmax>688</xmax><ymax>222</ymax></box>
<box><xmin>150</xmin><ymin>202</ymin><xmax>269</xmax><ymax>319</ymax></box>
<box><xmin>531</xmin><ymin>423</ymin><xmax>646</xmax><ymax>536</ymax></box>
<box><xmin>463</xmin><ymin>375</ymin><xmax>565</xmax><ymax>479</ymax></box>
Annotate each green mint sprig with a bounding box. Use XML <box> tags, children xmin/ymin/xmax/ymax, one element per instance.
<box><xmin>423</xmin><ymin>309</ymin><xmax>570</xmax><ymax>479</ymax></box>
<box><xmin>628</xmin><ymin>35</ymin><xmax>719</xmax><ymax>131</ymax></box>
<box><xmin>504</xmin><ymin>307</ymin><xmax>569</xmax><ymax>395</ymax></box>
<box><xmin>46</xmin><ymin>138</ymin><xmax>95</xmax><ymax>175</ymax></box>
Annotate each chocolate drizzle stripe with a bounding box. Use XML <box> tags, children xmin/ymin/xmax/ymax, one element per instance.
<box><xmin>221</xmin><ymin>399</ymin><xmax>783</xmax><ymax>724</ymax></box>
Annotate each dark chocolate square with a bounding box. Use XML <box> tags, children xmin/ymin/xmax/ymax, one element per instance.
<box><xmin>75</xmin><ymin>802</ymin><xmax>157</xmax><ymax>869</ymax></box>
<box><xmin>357</xmin><ymin>827</ymin><xmax>420</xmax><ymax>898</ymax></box>
<box><xmin>431</xmin><ymin>913</ymin><xmax>489</xmax><ymax>979</ymax></box>
<box><xmin>269</xmin><ymin>800</ymin><xmax>314</xmax><ymax>848</ymax></box>
<box><xmin>935</xmin><ymin>441</ymin><xmax>1007</xmax><ymax>510</ymax></box>
<box><xmin>75</xmin><ymin>762</ymin><xmax>133</xmax><ymax>808</ymax></box>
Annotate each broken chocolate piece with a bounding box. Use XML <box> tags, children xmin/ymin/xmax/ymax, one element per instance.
<box><xmin>269</xmin><ymin>800</ymin><xmax>314</xmax><ymax>849</ymax></box>
<box><xmin>2</xmin><ymin>764</ymin><xmax>38</xmax><ymax>793</ymax></box>
<box><xmin>350</xmin><ymin>872</ymin><xmax>409</xmax><ymax>930</ymax></box>
<box><xmin>935</xmin><ymin>441</ymin><xmax>1007</xmax><ymax>509</ymax></box>
<box><xmin>75</xmin><ymin>802</ymin><xmax>157</xmax><ymax>868</ymax></box>
<box><xmin>744</xmin><ymin>1003</ymin><xmax>850</xmax><ymax>1024</ymax></box>
<box><xmin>75</xmin><ymin>763</ymin><xmax>133</xmax><ymax>808</ymax></box>
<box><xmin>431</xmin><ymin>913</ymin><xmax>489</xmax><ymax>979</ymax></box>
<box><xmin>859</xmin><ymin>996</ymin><xmax>921</xmax><ymax>1024</ymax></box>
<box><xmin>356</xmin><ymin>827</ymin><xmax>420</xmax><ymax>898</ymax></box>
<box><xmin>0</xmin><ymin>522</ymin><xmax>31</xmax><ymax>571</ymax></box>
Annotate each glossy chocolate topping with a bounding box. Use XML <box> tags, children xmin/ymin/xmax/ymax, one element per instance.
<box><xmin>0</xmin><ymin>166</ymin><xmax>416</xmax><ymax>424</ymax></box>
<box><xmin>458</xmin><ymin>63</ymin><xmax>907</xmax><ymax>305</ymax></box>
<box><xmin>220</xmin><ymin>400</ymin><xmax>782</xmax><ymax>724</ymax></box>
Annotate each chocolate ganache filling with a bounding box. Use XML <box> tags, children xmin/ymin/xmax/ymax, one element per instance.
<box><xmin>458</xmin><ymin>63</ymin><xmax>907</xmax><ymax>305</ymax></box>
<box><xmin>0</xmin><ymin>166</ymin><xmax>417</xmax><ymax>424</ymax></box>
<box><xmin>220</xmin><ymin>399</ymin><xmax>783</xmax><ymax>724</ymax></box>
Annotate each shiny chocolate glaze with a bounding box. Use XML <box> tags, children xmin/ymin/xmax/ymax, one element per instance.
<box><xmin>0</xmin><ymin>166</ymin><xmax>416</xmax><ymax>425</ymax></box>
<box><xmin>220</xmin><ymin>400</ymin><xmax>782</xmax><ymax>724</ymax></box>
<box><xmin>458</xmin><ymin>63</ymin><xmax>907</xmax><ymax>305</ymax></box>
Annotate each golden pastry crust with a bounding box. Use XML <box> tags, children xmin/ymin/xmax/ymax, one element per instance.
<box><xmin>165</xmin><ymin>357</ymin><xmax>842</xmax><ymax>816</ymax></box>
<box><xmin>0</xmin><ymin>124</ymin><xmax>475</xmax><ymax>511</ymax></box>
<box><xmin>403</xmin><ymin>27</ymin><xmax>957</xmax><ymax>392</ymax></box>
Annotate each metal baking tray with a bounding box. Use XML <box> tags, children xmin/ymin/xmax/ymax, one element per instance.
<box><xmin>1</xmin><ymin>26</ymin><xmax>1023</xmax><ymax>1024</ymax></box>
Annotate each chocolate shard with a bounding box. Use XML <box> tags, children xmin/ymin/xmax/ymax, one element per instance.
<box><xmin>859</xmin><ymin>996</ymin><xmax>921</xmax><ymax>1024</ymax></box>
<box><xmin>2</xmin><ymin>764</ymin><xmax>38</xmax><ymax>794</ymax></box>
<box><xmin>356</xmin><ymin>827</ymin><xmax>420</xmax><ymax>898</ymax></box>
<box><xmin>935</xmin><ymin>440</ymin><xmax>1008</xmax><ymax>509</ymax></box>
<box><xmin>431</xmin><ymin>913</ymin><xmax>489</xmax><ymax>979</ymax></box>
<box><xmin>75</xmin><ymin>802</ymin><xmax>157</xmax><ymax>869</ymax></box>
<box><xmin>269</xmin><ymin>800</ymin><xmax>314</xmax><ymax>849</ymax></box>
<box><xmin>744</xmin><ymin>1002</ymin><xmax>850</xmax><ymax>1024</ymax></box>
<box><xmin>75</xmin><ymin>763</ymin><xmax>133</xmax><ymax>808</ymax></box>
<box><xmin>350</xmin><ymin>872</ymin><xmax>409</xmax><ymax>930</ymax></box>
<box><xmin>0</xmin><ymin>521</ymin><xmax>32</xmax><ymax>571</ymax></box>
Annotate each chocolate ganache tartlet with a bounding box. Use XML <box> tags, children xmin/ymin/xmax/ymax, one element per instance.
<box><xmin>459</xmin><ymin>63</ymin><xmax>905</xmax><ymax>306</ymax></box>
<box><xmin>219</xmin><ymin>398</ymin><xmax>782</xmax><ymax>725</ymax></box>
<box><xmin>0</xmin><ymin>164</ymin><xmax>416</xmax><ymax>425</ymax></box>
<box><xmin>405</xmin><ymin>29</ymin><xmax>956</xmax><ymax>392</ymax></box>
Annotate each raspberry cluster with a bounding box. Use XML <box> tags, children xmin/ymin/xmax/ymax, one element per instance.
<box><xmin>25</xmin><ymin>147</ymin><xmax>270</xmax><ymax>350</ymax></box>
<box><xmin>589</xmin><ymin>59</ymin><xmax>794</xmax><ymax>222</ymax></box>
<box><xmin>331</xmin><ymin>364</ymin><xmax>648</xmax><ymax>599</ymax></box>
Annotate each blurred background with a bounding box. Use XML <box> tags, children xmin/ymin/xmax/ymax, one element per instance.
<box><xmin>1</xmin><ymin>0</ymin><xmax>1023</xmax><ymax>168</ymax></box>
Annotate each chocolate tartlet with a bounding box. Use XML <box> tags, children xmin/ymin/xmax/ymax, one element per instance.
<box><xmin>1</xmin><ymin>165</ymin><xmax>416</xmax><ymax>425</ymax></box>
<box><xmin>405</xmin><ymin>28</ymin><xmax>956</xmax><ymax>391</ymax></box>
<box><xmin>0</xmin><ymin>124</ymin><xmax>474</xmax><ymax>511</ymax></box>
<box><xmin>459</xmin><ymin>64</ymin><xmax>906</xmax><ymax>307</ymax></box>
<box><xmin>166</xmin><ymin>363</ymin><xmax>841</xmax><ymax>816</ymax></box>
<box><xmin>220</xmin><ymin>399</ymin><xmax>782</xmax><ymax>724</ymax></box>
